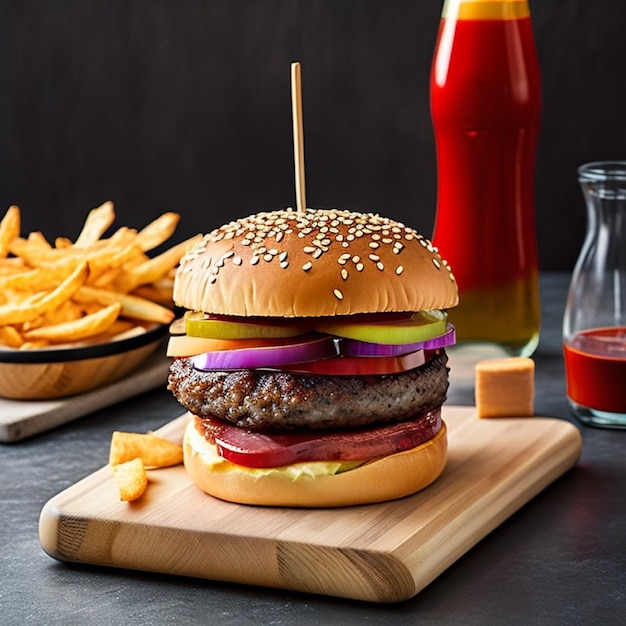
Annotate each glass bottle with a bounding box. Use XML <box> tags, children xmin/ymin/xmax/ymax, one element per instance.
<box><xmin>430</xmin><ymin>0</ymin><xmax>541</xmax><ymax>357</ymax></box>
<box><xmin>563</xmin><ymin>161</ymin><xmax>626</xmax><ymax>428</ymax></box>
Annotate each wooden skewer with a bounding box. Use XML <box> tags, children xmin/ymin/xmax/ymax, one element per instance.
<box><xmin>291</xmin><ymin>62</ymin><xmax>306</xmax><ymax>213</ymax></box>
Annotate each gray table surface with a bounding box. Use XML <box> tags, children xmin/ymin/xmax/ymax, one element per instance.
<box><xmin>2</xmin><ymin>272</ymin><xmax>624</xmax><ymax>625</ymax></box>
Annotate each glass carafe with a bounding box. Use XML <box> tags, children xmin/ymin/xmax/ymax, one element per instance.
<box><xmin>563</xmin><ymin>161</ymin><xmax>626</xmax><ymax>428</ymax></box>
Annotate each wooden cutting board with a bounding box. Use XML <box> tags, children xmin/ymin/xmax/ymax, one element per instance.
<box><xmin>39</xmin><ymin>407</ymin><xmax>582</xmax><ymax>603</ymax></box>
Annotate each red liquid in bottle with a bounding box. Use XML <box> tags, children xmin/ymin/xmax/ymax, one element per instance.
<box><xmin>430</xmin><ymin>3</ymin><xmax>541</xmax><ymax>355</ymax></box>
<box><xmin>563</xmin><ymin>327</ymin><xmax>626</xmax><ymax>414</ymax></box>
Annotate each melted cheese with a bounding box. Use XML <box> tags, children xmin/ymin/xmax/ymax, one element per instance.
<box><xmin>475</xmin><ymin>357</ymin><xmax>535</xmax><ymax>418</ymax></box>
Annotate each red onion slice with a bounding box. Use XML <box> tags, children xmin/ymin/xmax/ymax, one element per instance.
<box><xmin>192</xmin><ymin>334</ymin><xmax>338</xmax><ymax>371</ymax></box>
<box><xmin>274</xmin><ymin>348</ymin><xmax>425</xmax><ymax>376</ymax></box>
<box><xmin>339</xmin><ymin>324</ymin><xmax>456</xmax><ymax>357</ymax></box>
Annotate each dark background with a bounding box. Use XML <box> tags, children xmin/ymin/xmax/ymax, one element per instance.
<box><xmin>1</xmin><ymin>0</ymin><xmax>624</xmax><ymax>270</ymax></box>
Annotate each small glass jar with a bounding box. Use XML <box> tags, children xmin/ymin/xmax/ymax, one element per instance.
<box><xmin>563</xmin><ymin>161</ymin><xmax>626</xmax><ymax>428</ymax></box>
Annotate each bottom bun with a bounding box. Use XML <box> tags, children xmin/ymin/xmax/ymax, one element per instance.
<box><xmin>183</xmin><ymin>414</ymin><xmax>448</xmax><ymax>508</ymax></box>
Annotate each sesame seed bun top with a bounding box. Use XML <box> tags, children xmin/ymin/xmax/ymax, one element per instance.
<box><xmin>173</xmin><ymin>208</ymin><xmax>458</xmax><ymax>317</ymax></box>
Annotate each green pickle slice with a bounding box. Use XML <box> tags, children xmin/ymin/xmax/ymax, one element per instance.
<box><xmin>185</xmin><ymin>312</ymin><xmax>308</xmax><ymax>340</ymax></box>
<box><xmin>315</xmin><ymin>311</ymin><xmax>447</xmax><ymax>345</ymax></box>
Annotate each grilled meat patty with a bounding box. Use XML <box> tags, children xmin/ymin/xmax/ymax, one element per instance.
<box><xmin>168</xmin><ymin>349</ymin><xmax>449</xmax><ymax>432</ymax></box>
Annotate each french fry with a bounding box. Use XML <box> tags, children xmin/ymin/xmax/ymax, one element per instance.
<box><xmin>42</xmin><ymin>299</ymin><xmax>84</xmax><ymax>326</ymax></box>
<box><xmin>0</xmin><ymin>325</ymin><xmax>23</xmax><ymax>348</ymax></box>
<box><xmin>0</xmin><ymin>262</ymin><xmax>88</xmax><ymax>325</ymax></box>
<box><xmin>134</xmin><ymin>212</ymin><xmax>181</xmax><ymax>252</ymax></box>
<box><xmin>74</xmin><ymin>285</ymin><xmax>175</xmax><ymax>324</ymax></box>
<box><xmin>74</xmin><ymin>200</ymin><xmax>115</xmax><ymax>247</ymax></box>
<box><xmin>112</xmin><ymin>458</ymin><xmax>148</xmax><ymax>502</ymax></box>
<box><xmin>109</xmin><ymin>431</ymin><xmax>184</xmax><ymax>468</ymax></box>
<box><xmin>0</xmin><ymin>264</ymin><xmax>77</xmax><ymax>292</ymax></box>
<box><xmin>114</xmin><ymin>234</ymin><xmax>202</xmax><ymax>293</ymax></box>
<box><xmin>131</xmin><ymin>281</ymin><xmax>175</xmax><ymax>307</ymax></box>
<box><xmin>23</xmin><ymin>302</ymin><xmax>122</xmax><ymax>342</ymax></box>
<box><xmin>54</xmin><ymin>237</ymin><xmax>73</xmax><ymax>249</ymax></box>
<box><xmin>0</xmin><ymin>205</ymin><xmax>20</xmax><ymax>258</ymax></box>
<box><xmin>0</xmin><ymin>256</ymin><xmax>29</xmax><ymax>275</ymax></box>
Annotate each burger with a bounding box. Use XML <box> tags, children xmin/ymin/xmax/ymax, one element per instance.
<box><xmin>167</xmin><ymin>208</ymin><xmax>458</xmax><ymax>507</ymax></box>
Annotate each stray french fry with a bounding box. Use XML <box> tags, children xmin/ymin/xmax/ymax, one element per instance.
<box><xmin>109</xmin><ymin>431</ymin><xmax>184</xmax><ymax>468</ymax></box>
<box><xmin>112</xmin><ymin>458</ymin><xmax>148</xmax><ymax>502</ymax></box>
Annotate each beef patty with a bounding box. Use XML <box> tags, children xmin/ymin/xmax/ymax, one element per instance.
<box><xmin>168</xmin><ymin>349</ymin><xmax>449</xmax><ymax>432</ymax></box>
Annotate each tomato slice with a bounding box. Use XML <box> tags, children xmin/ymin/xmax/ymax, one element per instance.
<box><xmin>198</xmin><ymin>409</ymin><xmax>443</xmax><ymax>468</ymax></box>
<box><xmin>273</xmin><ymin>349</ymin><xmax>425</xmax><ymax>375</ymax></box>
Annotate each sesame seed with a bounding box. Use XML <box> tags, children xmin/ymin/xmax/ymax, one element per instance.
<box><xmin>333</xmin><ymin>289</ymin><xmax>344</xmax><ymax>300</ymax></box>
<box><xmin>369</xmin><ymin>241</ymin><xmax>380</xmax><ymax>249</ymax></box>
<box><xmin>233</xmin><ymin>256</ymin><xmax>242</xmax><ymax>266</ymax></box>
<box><xmin>303</xmin><ymin>246</ymin><xmax>316</xmax><ymax>254</ymax></box>
<box><xmin>280</xmin><ymin>261</ymin><xmax>289</xmax><ymax>269</ymax></box>
<box><xmin>341</xmin><ymin>268</ymin><xmax>348</xmax><ymax>280</ymax></box>
<box><xmin>369</xmin><ymin>253</ymin><xmax>380</xmax><ymax>262</ymax></box>
<box><xmin>432</xmin><ymin>258</ymin><xmax>441</xmax><ymax>269</ymax></box>
<box><xmin>396</xmin><ymin>265</ymin><xmax>404</xmax><ymax>275</ymax></box>
<box><xmin>356</xmin><ymin>263</ymin><xmax>364</xmax><ymax>272</ymax></box>
<box><xmin>302</xmin><ymin>261</ymin><xmax>312</xmax><ymax>271</ymax></box>
<box><xmin>376</xmin><ymin>262</ymin><xmax>385</xmax><ymax>271</ymax></box>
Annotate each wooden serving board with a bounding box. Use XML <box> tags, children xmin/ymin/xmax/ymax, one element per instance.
<box><xmin>39</xmin><ymin>407</ymin><xmax>582</xmax><ymax>603</ymax></box>
<box><xmin>0</xmin><ymin>356</ymin><xmax>171</xmax><ymax>443</ymax></box>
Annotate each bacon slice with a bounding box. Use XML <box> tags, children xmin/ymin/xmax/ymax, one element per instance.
<box><xmin>196</xmin><ymin>409</ymin><xmax>442</xmax><ymax>468</ymax></box>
